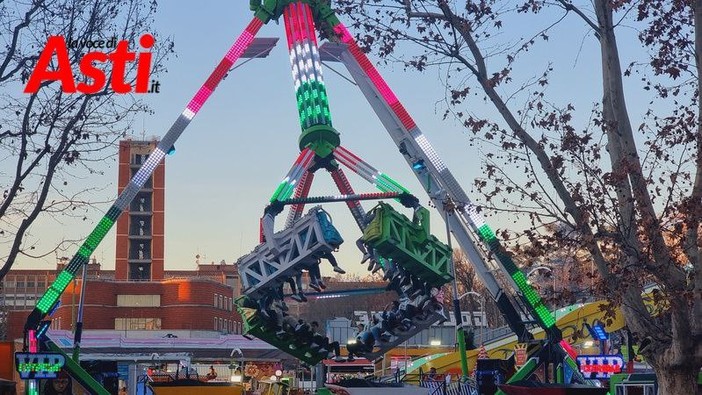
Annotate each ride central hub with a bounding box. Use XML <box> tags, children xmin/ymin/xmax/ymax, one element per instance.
<box><xmin>299</xmin><ymin>125</ymin><xmax>340</xmax><ymax>158</ymax></box>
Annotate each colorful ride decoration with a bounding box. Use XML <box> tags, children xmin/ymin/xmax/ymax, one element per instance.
<box><xmin>233</xmin><ymin>0</ymin><xmax>454</xmax><ymax>365</ymax></box>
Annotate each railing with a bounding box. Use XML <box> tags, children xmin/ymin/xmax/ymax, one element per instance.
<box><xmin>419</xmin><ymin>378</ymin><xmax>477</xmax><ymax>395</ymax></box>
<box><xmin>479</xmin><ymin>325</ymin><xmax>516</xmax><ymax>344</ymax></box>
<box><xmin>370</xmin><ymin>371</ymin><xmax>478</xmax><ymax>395</ymax></box>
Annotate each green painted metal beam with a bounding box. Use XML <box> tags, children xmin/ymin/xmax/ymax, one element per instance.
<box><xmin>363</xmin><ymin>203</ymin><xmax>452</xmax><ymax>287</ymax></box>
<box><xmin>299</xmin><ymin>125</ymin><xmax>339</xmax><ymax>159</ymax></box>
<box><xmin>494</xmin><ymin>357</ymin><xmax>539</xmax><ymax>395</ymax></box>
<box><xmin>236</xmin><ymin>298</ymin><xmax>328</xmax><ymax>365</ymax></box>
<box><xmin>47</xmin><ymin>341</ymin><xmax>110</xmax><ymax>395</ymax></box>
<box><xmin>250</xmin><ymin>0</ymin><xmax>340</xmax><ymax>27</ymax></box>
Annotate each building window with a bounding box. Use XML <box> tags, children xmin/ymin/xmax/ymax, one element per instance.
<box><xmin>117</xmin><ymin>295</ymin><xmax>161</xmax><ymax>307</ymax></box>
<box><xmin>130</xmin><ymin>191</ymin><xmax>152</xmax><ymax>212</ymax></box>
<box><xmin>115</xmin><ymin>318</ymin><xmax>162</xmax><ymax>330</ymax></box>
<box><xmin>214</xmin><ymin>317</ymin><xmax>218</xmax><ymax>331</ymax></box>
<box><xmin>129</xmin><ymin>241</ymin><xmax>151</xmax><ymax>261</ymax></box>
<box><xmin>128</xmin><ymin>263</ymin><xmax>151</xmax><ymax>281</ymax></box>
<box><xmin>214</xmin><ymin>294</ymin><xmax>218</xmax><ymax>308</ymax></box>
<box><xmin>130</xmin><ymin>217</ymin><xmax>152</xmax><ymax>236</ymax></box>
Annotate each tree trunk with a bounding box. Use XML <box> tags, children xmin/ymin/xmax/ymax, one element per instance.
<box><xmin>593</xmin><ymin>1</ymin><xmax>702</xmax><ymax>392</ymax></box>
<box><xmin>653</xmin><ymin>363</ymin><xmax>698</xmax><ymax>395</ymax></box>
<box><xmin>646</xmin><ymin>308</ymin><xmax>702</xmax><ymax>395</ymax></box>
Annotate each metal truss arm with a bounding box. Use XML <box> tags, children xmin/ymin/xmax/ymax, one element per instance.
<box><xmin>333</xmin><ymin>145</ymin><xmax>410</xmax><ymax>194</ymax></box>
<box><xmin>284</xmin><ymin>170</ymin><xmax>315</xmax><ymax>228</ymax></box>
<box><xmin>22</xmin><ymin>16</ymin><xmax>267</xmax><ymax>395</ymax></box>
<box><xmin>321</xmin><ymin>25</ymin><xmax>549</xmax><ymax>341</ymax></box>
<box><xmin>26</xmin><ymin>16</ymin><xmax>267</xmax><ymax>331</ymax></box>
<box><xmin>265</xmin><ymin>148</ymin><xmax>316</xmax><ymax>253</ymax></box>
<box><xmin>329</xmin><ymin>167</ymin><xmax>367</xmax><ymax>230</ymax></box>
<box><xmin>269</xmin><ymin>148</ymin><xmax>316</xmax><ymax>203</ymax></box>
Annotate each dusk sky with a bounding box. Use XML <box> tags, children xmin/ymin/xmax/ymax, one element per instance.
<box><xmin>9</xmin><ymin>1</ymin><xmax>650</xmax><ymax>278</ymax></box>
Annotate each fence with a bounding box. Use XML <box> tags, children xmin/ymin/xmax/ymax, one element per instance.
<box><xmin>419</xmin><ymin>376</ymin><xmax>477</xmax><ymax>395</ymax></box>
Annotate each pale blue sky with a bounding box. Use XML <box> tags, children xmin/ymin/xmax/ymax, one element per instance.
<box><xmin>11</xmin><ymin>2</ymin><xmax>652</xmax><ymax>277</ymax></box>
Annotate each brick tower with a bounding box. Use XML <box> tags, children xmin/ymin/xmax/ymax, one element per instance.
<box><xmin>115</xmin><ymin>139</ymin><xmax>165</xmax><ymax>281</ymax></box>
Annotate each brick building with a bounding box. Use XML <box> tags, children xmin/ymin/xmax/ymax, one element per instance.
<box><xmin>115</xmin><ymin>139</ymin><xmax>165</xmax><ymax>281</ymax></box>
<box><xmin>3</xmin><ymin>139</ymin><xmax>243</xmax><ymax>341</ymax></box>
<box><xmin>4</xmin><ymin>261</ymin><xmax>243</xmax><ymax>341</ymax></box>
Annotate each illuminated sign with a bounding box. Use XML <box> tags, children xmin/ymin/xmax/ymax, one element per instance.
<box><xmin>585</xmin><ymin>322</ymin><xmax>609</xmax><ymax>341</ymax></box>
<box><xmin>514</xmin><ymin>343</ymin><xmax>527</xmax><ymax>368</ymax></box>
<box><xmin>15</xmin><ymin>353</ymin><xmax>66</xmax><ymax>379</ymax></box>
<box><xmin>576</xmin><ymin>355</ymin><xmax>623</xmax><ymax>379</ymax></box>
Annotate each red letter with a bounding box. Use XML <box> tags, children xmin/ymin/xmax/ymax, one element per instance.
<box><xmin>135</xmin><ymin>34</ymin><xmax>154</xmax><ymax>93</ymax></box>
<box><xmin>109</xmin><ymin>40</ymin><xmax>136</xmax><ymax>93</ymax></box>
<box><xmin>24</xmin><ymin>36</ymin><xmax>76</xmax><ymax>93</ymax></box>
<box><xmin>77</xmin><ymin>52</ymin><xmax>108</xmax><ymax>94</ymax></box>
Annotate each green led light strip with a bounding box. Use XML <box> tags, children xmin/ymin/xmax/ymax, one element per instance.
<box><xmin>479</xmin><ymin>225</ymin><xmax>556</xmax><ymax>329</ymax></box>
<box><xmin>378</xmin><ymin>174</ymin><xmax>410</xmax><ymax>194</ymax></box>
<box><xmin>18</xmin><ymin>363</ymin><xmax>62</xmax><ymax>373</ymax></box>
<box><xmin>278</xmin><ymin>182</ymin><xmax>297</xmax><ymax>202</ymax></box>
<box><xmin>296</xmin><ymin>80</ymin><xmax>330</xmax><ymax>128</ymax></box>
<box><xmin>35</xmin><ymin>210</ymin><xmax>120</xmax><ymax>314</ymax></box>
<box><xmin>270</xmin><ymin>182</ymin><xmax>288</xmax><ymax>202</ymax></box>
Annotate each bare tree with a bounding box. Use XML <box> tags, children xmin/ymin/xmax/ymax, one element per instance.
<box><xmin>336</xmin><ymin>0</ymin><xmax>700</xmax><ymax>393</ymax></box>
<box><xmin>0</xmin><ymin>0</ymin><xmax>172</xmax><ymax>280</ymax></box>
<box><xmin>444</xmin><ymin>249</ymin><xmax>507</xmax><ymax>349</ymax></box>
<box><xmin>301</xmin><ymin>278</ymin><xmax>395</xmax><ymax>323</ymax></box>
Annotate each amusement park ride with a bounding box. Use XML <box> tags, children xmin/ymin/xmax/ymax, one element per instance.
<box><xmin>19</xmin><ymin>1</ymin><xmax>592</xmax><ymax>394</ymax></box>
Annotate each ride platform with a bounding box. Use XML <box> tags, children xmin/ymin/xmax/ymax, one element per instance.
<box><xmin>236</xmin><ymin>299</ymin><xmax>329</xmax><ymax>366</ymax></box>
<box><xmin>363</xmin><ymin>203</ymin><xmax>452</xmax><ymax>287</ymax></box>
